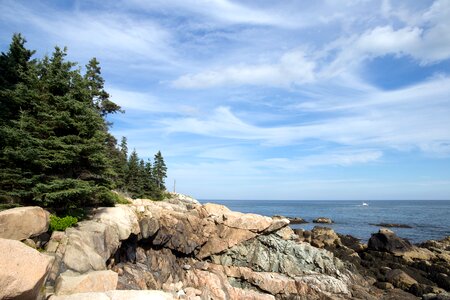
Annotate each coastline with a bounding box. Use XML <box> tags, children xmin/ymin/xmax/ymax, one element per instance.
<box><xmin>0</xmin><ymin>194</ymin><xmax>449</xmax><ymax>299</ymax></box>
<box><xmin>204</xmin><ymin>199</ymin><xmax>450</xmax><ymax>243</ymax></box>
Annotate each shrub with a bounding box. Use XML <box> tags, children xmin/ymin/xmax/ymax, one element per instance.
<box><xmin>49</xmin><ymin>214</ymin><xmax>78</xmax><ymax>232</ymax></box>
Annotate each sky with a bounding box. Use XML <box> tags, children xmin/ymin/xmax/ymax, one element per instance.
<box><xmin>1</xmin><ymin>0</ymin><xmax>450</xmax><ymax>200</ymax></box>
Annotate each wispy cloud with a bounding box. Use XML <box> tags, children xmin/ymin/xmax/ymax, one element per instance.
<box><xmin>172</xmin><ymin>50</ymin><xmax>316</xmax><ymax>88</ymax></box>
<box><xmin>163</xmin><ymin>74</ymin><xmax>450</xmax><ymax>155</ymax></box>
<box><xmin>0</xmin><ymin>1</ymin><xmax>175</xmax><ymax>65</ymax></box>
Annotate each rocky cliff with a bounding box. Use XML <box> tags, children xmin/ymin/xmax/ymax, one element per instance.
<box><xmin>0</xmin><ymin>195</ymin><xmax>449</xmax><ymax>300</ymax></box>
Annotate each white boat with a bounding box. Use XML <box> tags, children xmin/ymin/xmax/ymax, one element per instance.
<box><xmin>362</xmin><ymin>202</ymin><xmax>369</xmax><ymax>206</ymax></box>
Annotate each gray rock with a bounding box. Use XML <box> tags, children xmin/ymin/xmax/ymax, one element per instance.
<box><xmin>211</xmin><ymin>232</ymin><xmax>345</xmax><ymax>277</ymax></box>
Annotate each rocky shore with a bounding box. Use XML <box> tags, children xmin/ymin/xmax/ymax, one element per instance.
<box><xmin>0</xmin><ymin>194</ymin><xmax>449</xmax><ymax>299</ymax></box>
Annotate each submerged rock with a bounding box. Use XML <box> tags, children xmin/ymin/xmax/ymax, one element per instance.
<box><xmin>371</xmin><ymin>223</ymin><xmax>413</xmax><ymax>228</ymax></box>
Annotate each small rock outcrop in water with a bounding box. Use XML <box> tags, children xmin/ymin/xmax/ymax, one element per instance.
<box><xmin>0</xmin><ymin>194</ymin><xmax>449</xmax><ymax>299</ymax></box>
<box><xmin>371</xmin><ymin>223</ymin><xmax>413</xmax><ymax>228</ymax></box>
<box><xmin>313</xmin><ymin>217</ymin><xmax>333</xmax><ymax>224</ymax></box>
<box><xmin>273</xmin><ymin>215</ymin><xmax>308</xmax><ymax>224</ymax></box>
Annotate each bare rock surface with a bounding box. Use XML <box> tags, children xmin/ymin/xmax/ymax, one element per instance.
<box><xmin>55</xmin><ymin>270</ymin><xmax>118</xmax><ymax>295</ymax></box>
<box><xmin>0</xmin><ymin>237</ymin><xmax>53</xmax><ymax>300</ymax></box>
<box><xmin>49</xmin><ymin>290</ymin><xmax>174</xmax><ymax>300</ymax></box>
<box><xmin>368</xmin><ymin>228</ymin><xmax>413</xmax><ymax>253</ymax></box>
<box><xmin>0</xmin><ymin>206</ymin><xmax>49</xmax><ymax>240</ymax></box>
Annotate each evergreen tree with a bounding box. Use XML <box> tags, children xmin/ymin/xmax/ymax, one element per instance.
<box><xmin>111</xmin><ymin>136</ymin><xmax>128</xmax><ymax>191</ymax></box>
<box><xmin>0</xmin><ymin>33</ymin><xmax>35</xmax><ymax>124</ymax></box>
<box><xmin>0</xmin><ymin>34</ymin><xmax>169</xmax><ymax>208</ymax></box>
<box><xmin>0</xmin><ymin>35</ymin><xmax>119</xmax><ymax>210</ymax></box>
<box><xmin>153</xmin><ymin>151</ymin><xmax>167</xmax><ymax>191</ymax></box>
<box><xmin>120</xmin><ymin>137</ymin><xmax>128</xmax><ymax>159</ymax></box>
<box><xmin>143</xmin><ymin>159</ymin><xmax>155</xmax><ymax>197</ymax></box>
<box><xmin>126</xmin><ymin>149</ymin><xmax>142</xmax><ymax>198</ymax></box>
<box><xmin>84</xmin><ymin>58</ymin><xmax>122</xmax><ymax>117</ymax></box>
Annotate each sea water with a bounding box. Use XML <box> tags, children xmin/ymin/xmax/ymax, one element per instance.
<box><xmin>201</xmin><ymin>200</ymin><xmax>450</xmax><ymax>244</ymax></box>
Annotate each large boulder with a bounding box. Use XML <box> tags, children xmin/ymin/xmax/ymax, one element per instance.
<box><xmin>58</xmin><ymin>206</ymin><xmax>141</xmax><ymax>275</ymax></box>
<box><xmin>368</xmin><ymin>228</ymin><xmax>413</xmax><ymax>253</ymax></box>
<box><xmin>385</xmin><ymin>269</ymin><xmax>418</xmax><ymax>290</ymax></box>
<box><xmin>91</xmin><ymin>205</ymin><xmax>140</xmax><ymax>240</ymax></box>
<box><xmin>0</xmin><ymin>206</ymin><xmax>49</xmax><ymax>240</ymax></box>
<box><xmin>196</xmin><ymin>203</ymin><xmax>289</xmax><ymax>259</ymax></box>
<box><xmin>63</xmin><ymin>221</ymin><xmax>120</xmax><ymax>273</ymax></box>
<box><xmin>55</xmin><ymin>270</ymin><xmax>118</xmax><ymax>295</ymax></box>
<box><xmin>0</xmin><ymin>238</ymin><xmax>53</xmax><ymax>300</ymax></box>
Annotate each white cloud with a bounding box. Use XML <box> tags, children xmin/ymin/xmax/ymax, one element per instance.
<box><xmin>163</xmin><ymin>75</ymin><xmax>450</xmax><ymax>155</ymax></box>
<box><xmin>172</xmin><ymin>50</ymin><xmax>316</xmax><ymax>88</ymax></box>
<box><xmin>355</xmin><ymin>26</ymin><xmax>422</xmax><ymax>57</ymax></box>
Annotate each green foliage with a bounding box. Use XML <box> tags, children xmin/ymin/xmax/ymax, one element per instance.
<box><xmin>153</xmin><ymin>151</ymin><xmax>167</xmax><ymax>190</ymax></box>
<box><xmin>0</xmin><ymin>34</ymin><xmax>169</xmax><ymax>209</ymax></box>
<box><xmin>49</xmin><ymin>214</ymin><xmax>78</xmax><ymax>232</ymax></box>
<box><xmin>122</xmin><ymin>149</ymin><xmax>167</xmax><ymax>199</ymax></box>
<box><xmin>0</xmin><ymin>34</ymin><xmax>120</xmax><ymax>210</ymax></box>
<box><xmin>111</xmin><ymin>192</ymin><xmax>131</xmax><ymax>204</ymax></box>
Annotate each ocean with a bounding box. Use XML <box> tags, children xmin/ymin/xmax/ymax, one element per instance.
<box><xmin>201</xmin><ymin>200</ymin><xmax>450</xmax><ymax>244</ymax></box>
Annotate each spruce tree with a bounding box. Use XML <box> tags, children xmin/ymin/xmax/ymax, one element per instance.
<box><xmin>84</xmin><ymin>58</ymin><xmax>122</xmax><ymax>117</ymax></box>
<box><xmin>0</xmin><ymin>35</ymin><xmax>120</xmax><ymax>210</ymax></box>
<box><xmin>126</xmin><ymin>149</ymin><xmax>142</xmax><ymax>198</ymax></box>
<box><xmin>153</xmin><ymin>151</ymin><xmax>167</xmax><ymax>191</ymax></box>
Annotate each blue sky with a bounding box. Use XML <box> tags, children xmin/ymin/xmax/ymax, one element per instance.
<box><xmin>1</xmin><ymin>0</ymin><xmax>450</xmax><ymax>200</ymax></box>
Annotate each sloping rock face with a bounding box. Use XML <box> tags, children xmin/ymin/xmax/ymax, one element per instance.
<box><xmin>55</xmin><ymin>270</ymin><xmax>118</xmax><ymax>295</ymax></box>
<box><xmin>49</xmin><ymin>290</ymin><xmax>174</xmax><ymax>300</ymax></box>
<box><xmin>0</xmin><ymin>206</ymin><xmax>49</xmax><ymax>240</ymax></box>
<box><xmin>0</xmin><ymin>238</ymin><xmax>53</xmax><ymax>300</ymax></box>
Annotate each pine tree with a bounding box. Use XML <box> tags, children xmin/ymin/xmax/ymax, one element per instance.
<box><xmin>153</xmin><ymin>151</ymin><xmax>167</xmax><ymax>191</ymax></box>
